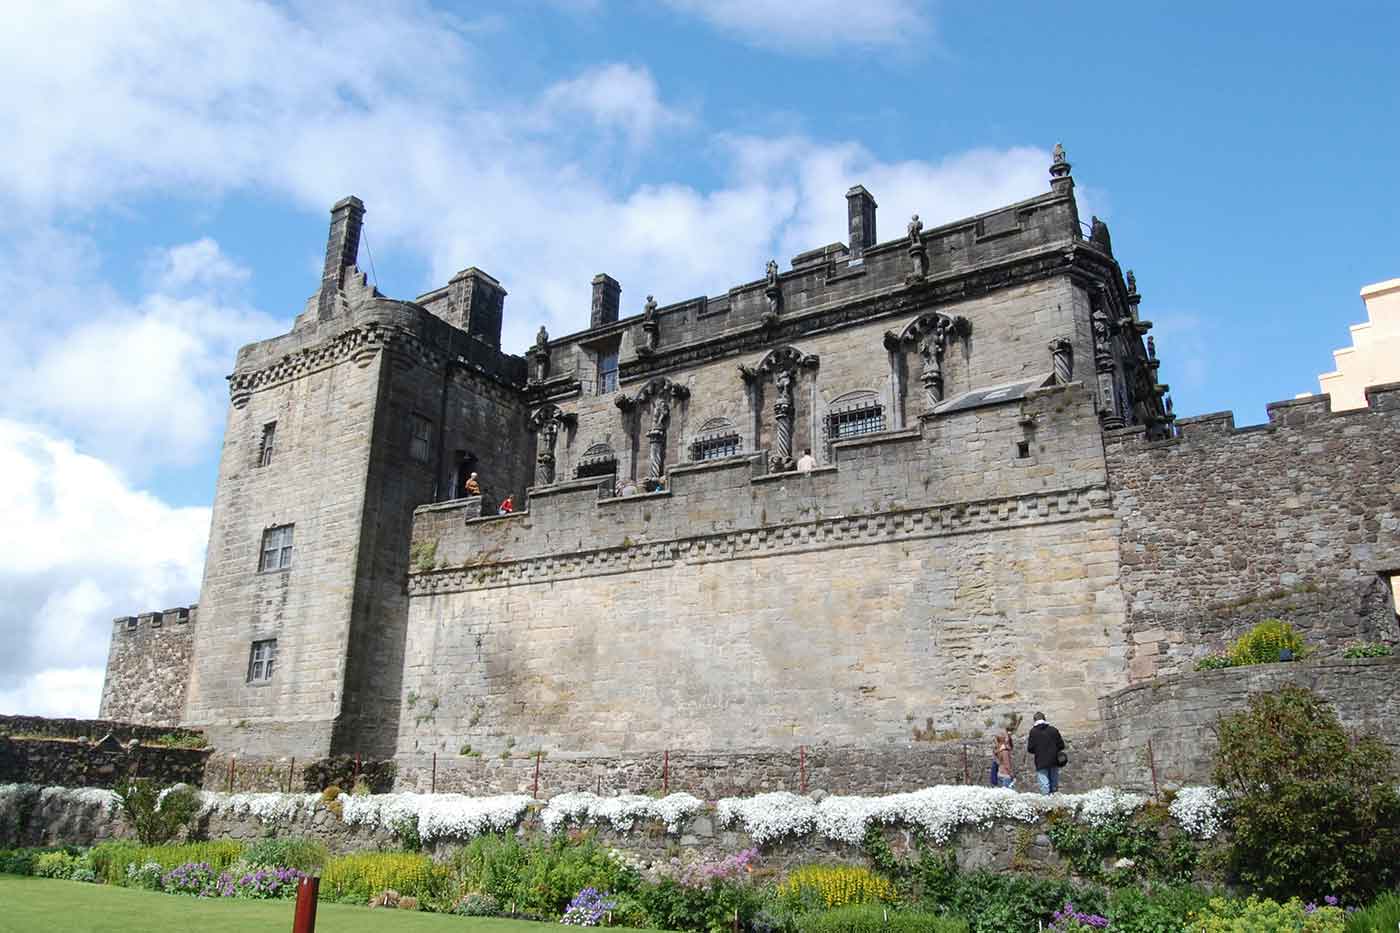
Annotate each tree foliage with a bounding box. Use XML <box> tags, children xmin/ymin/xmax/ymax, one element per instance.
<box><xmin>1212</xmin><ymin>686</ymin><xmax>1400</xmax><ymax>902</ymax></box>
<box><xmin>112</xmin><ymin>779</ymin><xmax>199</xmax><ymax>847</ymax></box>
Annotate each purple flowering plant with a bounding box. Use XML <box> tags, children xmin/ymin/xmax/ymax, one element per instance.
<box><xmin>1049</xmin><ymin>901</ymin><xmax>1110</xmax><ymax>930</ymax></box>
<box><xmin>560</xmin><ymin>886</ymin><xmax>617</xmax><ymax>926</ymax></box>
<box><xmin>220</xmin><ymin>866</ymin><xmax>307</xmax><ymax>899</ymax></box>
<box><xmin>678</xmin><ymin>847</ymin><xmax>759</xmax><ymax>888</ymax></box>
<box><xmin>162</xmin><ymin>861</ymin><xmax>222</xmax><ymax>897</ymax></box>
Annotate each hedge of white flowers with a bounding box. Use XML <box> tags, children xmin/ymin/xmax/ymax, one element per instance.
<box><xmin>0</xmin><ymin>782</ymin><xmax>1230</xmax><ymax>846</ymax></box>
<box><xmin>541</xmin><ymin>791</ymin><xmax>703</xmax><ymax>834</ymax></box>
<box><xmin>339</xmin><ymin>792</ymin><xmax>533</xmax><ymax>842</ymax></box>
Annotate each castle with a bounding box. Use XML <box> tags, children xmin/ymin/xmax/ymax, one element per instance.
<box><xmin>99</xmin><ymin>147</ymin><xmax>1400</xmax><ymax>792</ymax></box>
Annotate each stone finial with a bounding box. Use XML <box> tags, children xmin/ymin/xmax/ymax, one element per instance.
<box><xmin>1049</xmin><ymin>143</ymin><xmax>1071</xmax><ymax>178</ymax></box>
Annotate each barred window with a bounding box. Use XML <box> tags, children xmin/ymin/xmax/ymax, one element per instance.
<box><xmin>259</xmin><ymin>524</ymin><xmax>294</xmax><ymax>572</ymax></box>
<box><xmin>258</xmin><ymin>422</ymin><xmax>277</xmax><ymax>467</ymax></box>
<box><xmin>826</xmin><ymin>402</ymin><xmax>885</xmax><ymax>440</ymax></box>
<box><xmin>409</xmin><ymin>414</ymin><xmax>432</xmax><ymax>463</ymax></box>
<box><xmin>691</xmin><ymin>432</ymin><xmax>741</xmax><ymax>461</ymax></box>
<box><xmin>247</xmin><ymin>639</ymin><xmax>277</xmax><ymax>683</ymax></box>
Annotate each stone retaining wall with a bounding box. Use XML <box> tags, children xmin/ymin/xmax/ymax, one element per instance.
<box><xmin>0</xmin><ymin>737</ymin><xmax>210</xmax><ymax>790</ymax></box>
<box><xmin>1098</xmin><ymin>656</ymin><xmax>1400</xmax><ymax>791</ymax></box>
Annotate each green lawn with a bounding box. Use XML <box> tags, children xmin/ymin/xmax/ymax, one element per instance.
<box><xmin>0</xmin><ymin>876</ymin><xmax>660</xmax><ymax>932</ymax></box>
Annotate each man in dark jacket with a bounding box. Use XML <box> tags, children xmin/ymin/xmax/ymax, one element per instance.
<box><xmin>1026</xmin><ymin>711</ymin><xmax>1066</xmax><ymax>795</ymax></box>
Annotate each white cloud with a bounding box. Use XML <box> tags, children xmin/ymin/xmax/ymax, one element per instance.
<box><xmin>0</xmin><ymin>420</ymin><xmax>208</xmax><ymax>717</ymax></box>
<box><xmin>661</xmin><ymin>0</ymin><xmax>932</xmax><ymax>52</ymax></box>
<box><xmin>0</xmin><ymin>233</ymin><xmax>284</xmax><ymax>474</ymax></box>
<box><xmin>536</xmin><ymin>64</ymin><xmax>689</xmax><ymax>147</ymax></box>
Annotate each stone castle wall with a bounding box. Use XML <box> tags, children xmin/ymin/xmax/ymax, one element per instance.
<box><xmin>98</xmin><ymin>607</ymin><xmax>196</xmax><ymax>726</ymax></box>
<box><xmin>1105</xmin><ymin>383</ymin><xmax>1400</xmax><ymax>681</ymax></box>
<box><xmin>1098</xmin><ymin>656</ymin><xmax>1400</xmax><ymax>791</ymax></box>
<box><xmin>400</xmin><ymin>378</ymin><xmax>1127</xmax><ymax>768</ymax></box>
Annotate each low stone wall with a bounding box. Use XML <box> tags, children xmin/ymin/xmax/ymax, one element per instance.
<box><xmin>0</xmin><ymin>715</ymin><xmax>204</xmax><ymax>746</ymax></box>
<box><xmin>0</xmin><ymin>737</ymin><xmax>210</xmax><ymax>790</ymax></box>
<box><xmin>1098</xmin><ymin>656</ymin><xmax>1400</xmax><ymax>791</ymax></box>
<box><xmin>0</xmin><ymin>785</ymin><xmax>1080</xmax><ymax>879</ymax></box>
<box><xmin>393</xmin><ymin>739</ymin><xmax>1110</xmax><ymax>799</ymax></box>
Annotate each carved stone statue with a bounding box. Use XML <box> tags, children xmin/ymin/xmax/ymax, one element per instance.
<box><xmin>1052</xmin><ymin>142</ymin><xmax>1066</xmax><ymax>165</ymax></box>
<box><xmin>1090</xmin><ymin>215</ymin><xmax>1113</xmax><ymax>254</ymax></box>
<box><xmin>1049</xmin><ymin>143</ymin><xmax>1072</xmax><ymax>181</ymax></box>
<box><xmin>774</xmin><ymin>367</ymin><xmax>795</xmax><ymax>409</ymax></box>
<box><xmin>906</xmin><ymin>214</ymin><xmax>929</xmax><ymax>281</ymax></box>
<box><xmin>765</xmin><ymin>259</ymin><xmax>778</xmax><ymax>288</ymax></box>
<box><xmin>651</xmin><ymin>392</ymin><xmax>671</xmax><ymax>432</ymax></box>
<box><xmin>1147</xmin><ymin>336</ymin><xmax>1156</xmax><ymax>360</ymax></box>
<box><xmin>530</xmin><ymin>324</ymin><xmax>552</xmax><ymax>382</ymax></box>
<box><xmin>643</xmin><ymin>295</ymin><xmax>657</xmax><ymax>322</ymax></box>
<box><xmin>1126</xmin><ymin>270</ymin><xmax>1137</xmax><ymax>295</ymax></box>
<box><xmin>534</xmin><ymin>324</ymin><xmax>549</xmax><ymax>349</ymax></box>
<box><xmin>640</xmin><ymin>295</ymin><xmax>660</xmax><ymax>353</ymax></box>
<box><xmin>763</xmin><ymin>260</ymin><xmax>782</xmax><ymax>326</ymax></box>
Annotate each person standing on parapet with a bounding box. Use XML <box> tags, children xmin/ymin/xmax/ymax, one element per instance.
<box><xmin>464</xmin><ymin>472</ymin><xmax>481</xmax><ymax>496</ymax></box>
<box><xmin>796</xmin><ymin>448</ymin><xmax>816</xmax><ymax>472</ymax></box>
<box><xmin>993</xmin><ymin>729</ymin><xmax>1016</xmax><ymax>789</ymax></box>
<box><xmin>1026</xmin><ymin>712</ymin><xmax>1066</xmax><ymax>795</ymax></box>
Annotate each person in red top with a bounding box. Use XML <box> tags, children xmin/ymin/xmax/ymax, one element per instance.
<box><xmin>498</xmin><ymin>495</ymin><xmax>514</xmax><ymax>515</ymax></box>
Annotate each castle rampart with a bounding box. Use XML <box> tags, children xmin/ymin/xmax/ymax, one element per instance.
<box><xmin>98</xmin><ymin>605</ymin><xmax>197</xmax><ymax>727</ymax></box>
<box><xmin>1105</xmin><ymin>382</ymin><xmax>1400</xmax><ymax>681</ymax></box>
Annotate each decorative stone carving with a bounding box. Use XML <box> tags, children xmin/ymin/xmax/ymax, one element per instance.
<box><xmin>1049</xmin><ymin>337</ymin><xmax>1074</xmax><ymax>384</ymax></box>
<box><xmin>906</xmin><ymin>214</ymin><xmax>928</xmax><ymax>282</ymax></box>
<box><xmin>618</xmin><ymin>377</ymin><xmax>690</xmax><ymax>490</ymax></box>
<box><xmin>1091</xmin><ymin>304</ymin><xmax>1124</xmax><ymax>429</ymax></box>
<box><xmin>1146</xmin><ymin>336</ymin><xmax>1156</xmax><ymax>361</ymax></box>
<box><xmin>528</xmin><ymin>403</ymin><xmax>576</xmax><ymax>485</ymax></box>
<box><xmin>1049</xmin><ymin>142</ymin><xmax>1071</xmax><ymax>179</ymax></box>
<box><xmin>529</xmin><ymin>325</ymin><xmax>551</xmax><ymax>383</ymax></box>
<box><xmin>1089</xmin><ymin>215</ymin><xmax>1113</xmax><ymax>255</ymax></box>
<box><xmin>1126</xmin><ymin>269</ymin><xmax>1137</xmax><ymax>296</ymax></box>
<box><xmin>762</xmin><ymin>260</ymin><xmax>782</xmax><ymax>328</ymax></box>
<box><xmin>639</xmin><ymin>295</ymin><xmax>660</xmax><ymax>354</ymax></box>
<box><xmin>884</xmin><ymin>312</ymin><xmax>971</xmax><ymax>407</ymax></box>
<box><xmin>739</xmin><ymin>346</ymin><xmax>819</xmax><ymax>473</ymax></box>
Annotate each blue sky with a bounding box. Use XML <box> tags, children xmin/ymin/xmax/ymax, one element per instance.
<box><xmin>2</xmin><ymin>0</ymin><xmax>1397</xmax><ymax>717</ymax></box>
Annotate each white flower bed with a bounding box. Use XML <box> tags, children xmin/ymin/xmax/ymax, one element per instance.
<box><xmin>1169</xmin><ymin>785</ymin><xmax>1227</xmax><ymax>839</ymax></box>
<box><xmin>541</xmin><ymin>792</ymin><xmax>703</xmax><ymax>834</ymax></box>
<box><xmin>199</xmin><ymin>791</ymin><xmax>319</xmax><ymax>823</ymax></box>
<box><xmin>717</xmin><ymin>785</ymin><xmax>1151</xmax><ymax>845</ymax></box>
<box><xmin>340</xmin><ymin>792</ymin><xmax>532</xmax><ymax>842</ymax></box>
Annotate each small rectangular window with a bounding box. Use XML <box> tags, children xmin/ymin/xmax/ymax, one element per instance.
<box><xmin>259</xmin><ymin>524</ymin><xmax>294</xmax><ymax>572</ymax></box>
<box><xmin>1016</xmin><ymin>440</ymin><xmax>1031</xmax><ymax>459</ymax></box>
<box><xmin>691</xmin><ymin>432</ymin><xmax>741</xmax><ymax>461</ymax></box>
<box><xmin>258</xmin><ymin>422</ymin><xmax>277</xmax><ymax>467</ymax></box>
<box><xmin>247</xmin><ymin>638</ymin><xmax>278</xmax><ymax>683</ymax></box>
<box><xmin>409</xmin><ymin>414</ymin><xmax>432</xmax><ymax>463</ymax></box>
<box><xmin>596</xmin><ymin>348</ymin><xmax>619</xmax><ymax>395</ymax></box>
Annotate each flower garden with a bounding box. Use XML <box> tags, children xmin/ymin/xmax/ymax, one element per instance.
<box><xmin>1</xmin><ymin>687</ymin><xmax>1398</xmax><ymax>931</ymax></box>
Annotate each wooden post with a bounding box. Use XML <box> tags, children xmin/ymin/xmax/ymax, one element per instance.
<box><xmin>352</xmin><ymin>752</ymin><xmax>361</xmax><ymax>788</ymax></box>
<box><xmin>431</xmin><ymin>752</ymin><xmax>437</xmax><ymax>795</ymax></box>
<box><xmin>292</xmin><ymin>875</ymin><xmax>319</xmax><ymax>932</ymax></box>
<box><xmin>1147</xmin><ymin>739</ymin><xmax>1160</xmax><ymax>801</ymax></box>
<box><xmin>227</xmin><ymin>756</ymin><xmax>235</xmax><ymax>794</ymax></box>
<box><xmin>532</xmin><ymin>751</ymin><xmax>542</xmax><ymax>799</ymax></box>
<box><xmin>287</xmin><ymin>757</ymin><xmax>295</xmax><ymax>794</ymax></box>
<box><xmin>961</xmin><ymin>745</ymin><xmax>969</xmax><ymax>785</ymax></box>
<box><xmin>799</xmin><ymin>745</ymin><xmax>807</xmax><ymax>795</ymax></box>
<box><xmin>662</xmin><ymin>749</ymin><xmax>669</xmax><ymax>795</ymax></box>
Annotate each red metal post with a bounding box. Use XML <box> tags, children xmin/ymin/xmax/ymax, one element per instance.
<box><xmin>799</xmin><ymin>745</ymin><xmax>807</xmax><ymax>795</ymax></box>
<box><xmin>532</xmin><ymin>751</ymin><xmax>542</xmax><ymax>799</ymax></box>
<box><xmin>291</xmin><ymin>875</ymin><xmax>319</xmax><ymax>932</ymax></box>
<box><xmin>662</xmin><ymin>749</ymin><xmax>669</xmax><ymax>795</ymax></box>
<box><xmin>353</xmin><ymin>752</ymin><xmax>361</xmax><ymax>788</ymax></box>
<box><xmin>431</xmin><ymin>752</ymin><xmax>437</xmax><ymax>795</ymax></box>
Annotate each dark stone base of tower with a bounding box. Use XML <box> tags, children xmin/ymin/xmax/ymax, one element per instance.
<box><xmin>100</xmin><ymin>147</ymin><xmax>1400</xmax><ymax>790</ymax></box>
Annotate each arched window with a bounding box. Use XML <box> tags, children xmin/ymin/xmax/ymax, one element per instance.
<box><xmin>575</xmin><ymin>442</ymin><xmax>617</xmax><ymax>478</ymax></box>
<box><xmin>825</xmin><ymin>390</ymin><xmax>885</xmax><ymax>441</ymax></box>
<box><xmin>689</xmin><ymin>417</ymin><xmax>741</xmax><ymax>461</ymax></box>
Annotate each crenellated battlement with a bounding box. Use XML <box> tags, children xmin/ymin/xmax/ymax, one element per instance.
<box><xmin>100</xmin><ymin>605</ymin><xmax>197</xmax><ymax>728</ymax></box>
<box><xmin>109</xmin><ymin>604</ymin><xmax>197</xmax><ymax>636</ymax></box>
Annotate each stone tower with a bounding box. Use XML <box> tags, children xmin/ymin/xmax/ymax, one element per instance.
<box><xmin>180</xmin><ymin>199</ymin><xmax>531</xmax><ymax>758</ymax></box>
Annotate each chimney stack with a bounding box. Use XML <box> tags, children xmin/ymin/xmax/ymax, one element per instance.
<box><xmin>591</xmin><ymin>274</ymin><xmax>621</xmax><ymax>328</ymax></box>
<box><xmin>448</xmin><ymin>267</ymin><xmax>507</xmax><ymax>349</ymax></box>
<box><xmin>846</xmin><ymin>185</ymin><xmax>877</xmax><ymax>258</ymax></box>
<box><xmin>318</xmin><ymin>196</ymin><xmax>365</xmax><ymax>319</ymax></box>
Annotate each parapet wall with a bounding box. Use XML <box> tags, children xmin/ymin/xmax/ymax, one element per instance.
<box><xmin>1105</xmin><ymin>382</ymin><xmax>1400</xmax><ymax>681</ymax></box>
<box><xmin>98</xmin><ymin>605</ymin><xmax>197</xmax><ymax>727</ymax></box>
<box><xmin>0</xmin><ymin>715</ymin><xmax>210</xmax><ymax>790</ymax></box>
<box><xmin>1098</xmin><ymin>656</ymin><xmax>1400</xmax><ymax>791</ymax></box>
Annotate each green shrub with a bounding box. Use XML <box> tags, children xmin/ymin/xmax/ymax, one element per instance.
<box><xmin>1213</xmin><ymin>686</ymin><xmax>1400</xmax><ymax>901</ymax></box>
<box><xmin>632</xmin><ymin>875</ymin><xmax>767</xmax><ymax>933</ymax></box>
<box><xmin>777</xmin><ymin>864</ymin><xmax>897</xmax><ymax>910</ymax></box>
<box><xmin>1346</xmin><ymin>893</ymin><xmax>1400</xmax><ymax>932</ymax></box>
<box><xmin>453</xmin><ymin>833</ymin><xmax>638</xmax><ymax>918</ymax></box>
<box><xmin>1045</xmin><ymin>812</ymin><xmax>1197</xmax><ymax>884</ymax></box>
<box><xmin>112</xmin><ymin>779</ymin><xmax>200</xmax><ymax>846</ymax></box>
<box><xmin>1225</xmin><ymin>618</ymin><xmax>1306</xmax><ymax>666</ymax></box>
<box><xmin>320</xmin><ymin>852</ymin><xmax>453</xmax><ymax>906</ymax></box>
<box><xmin>915</xmin><ymin>851</ymin><xmax>1108</xmax><ymax>933</ymax></box>
<box><xmin>1342</xmin><ymin>643</ymin><xmax>1393</xmax><ymax>659</ymax></box>
<box><xmin>33</xmin><ymin>850</ymin><xmax>80</xmax><ymax>879</ymax></box>
<box><xmin>0</xmin><ymin>847</ymin><xmax>46</xmax><ymax>876</ymax></box>
<box><xmin>795</xmin><ymin>903</ymin><xmax>968</xmax><ymax>933</ymax></box>
<box><xmin>454</xmin><ymin>891</ymin><xmax>502</xmax><ymax>916</ymax></box>
<box><xmin>91</xmin><ymin>840</ymin><xmax>244</xmax><ymax>886</ymax></box>
<box><xmin>1108</xmin><ymin>884</ymin><xmax>1215</xmax><ymax>933</ymax></box>
<box><xmin>240</xmin><ymin>836</ymin><xmax>328</xmax><ymax>872</ymax></box>
<box><xmin>1195</xmin><ymin>655</ymin><xmax>1234</xmax><ymax>671</ymax></box>
<box><xmin>1186</xmin><ymin>894</ymin><xmax>1345</xmax><ymax>932</ymax></box>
